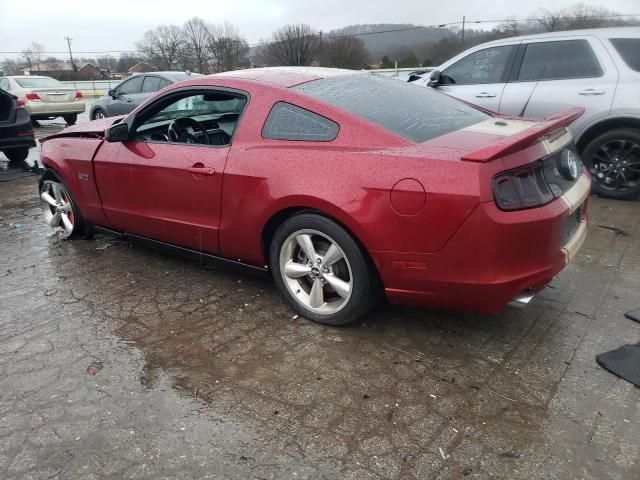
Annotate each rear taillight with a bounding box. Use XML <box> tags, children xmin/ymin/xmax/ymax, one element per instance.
<box><xmin>17</xmin><ymin>99</ymin><xmax>25</xmax><ymax>108</ymax></box>
<box><xmin>493</xmin><ymin>162</ymin><xmax>554</xmax><ymax>211</ymax></box>
<box><xmin>25</xmin><ymin>92</ymin><xmax>41</xmax><ymax>101</ymax></box>
<box><xmin>75</xmin><ymin>91</ymin><xmax>83</xmax><ymax>100</ymax></box>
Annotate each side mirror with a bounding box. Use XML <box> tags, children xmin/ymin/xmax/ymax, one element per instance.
<box><xmin>427</xmin><ymin>69</ymin><xmax>441</xmax><ymax>87</ymax></box>
<box><xmin>105</xmin><ymin>123</ymin><xmax>129</xmax><ymax>143</ymax></box>
<box><xmin>108</xmin><ymin>89</ymin><xmax>118</xmax><ymax>99</ymax></box>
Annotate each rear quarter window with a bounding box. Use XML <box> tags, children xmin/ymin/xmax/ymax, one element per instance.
<box><xmin>262</xmin><ymin>102</ymin><xmax>339</xmax><ymax>141</ymax></box>
<box><xmin>517</xmin><ymin>40</ymin><xmax>603</xmax><ymax>81</ymax></box>
<box><xmin>294</xmin><ymin>74</ymin><xmax>489</xmax><ymax>143</ymax></box>
<box><xmin>610</xmin><ymin>38</ymin><xmax>640</xmax><ymax>72</ymax></box>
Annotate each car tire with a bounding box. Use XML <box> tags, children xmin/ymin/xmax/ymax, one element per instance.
<box><xmin>582</xmin><ymin>128</ymin><xmax>640</xmax><ymax>200</ymax></box>
<box><xmin>270</xmin><ymin>213</ymin><xmax>380</xmax><ymax>326</ymax></box>
<box><xmin>3</xmin><ymin>148</ymin><xmax>29</xmax><ymax>163</ymax></box>
<box><xmin>91</xmin><ymin>108</ymin><xmax>106</xmax><ymax>120</ymax></box>
<box><xmin>63</xmin><ymin>114</ymin><xmax>78</xmax><ymax>125</ymax></box>
<box><xmin>39</xmin><ymin>172</ymin><xmax>89</xmax><ymax>239</ymax></box>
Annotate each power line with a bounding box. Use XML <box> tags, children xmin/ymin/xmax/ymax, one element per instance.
<box><xmin>1</xmin><ymin>12</ymin><xmax>638</xmax><ymax>56</ymax></box>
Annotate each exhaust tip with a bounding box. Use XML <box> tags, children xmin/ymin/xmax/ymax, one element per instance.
<box><xmin>508</xmin><ymin>290</ymin><xmax>535</xmax><ymax>309</ymax></box>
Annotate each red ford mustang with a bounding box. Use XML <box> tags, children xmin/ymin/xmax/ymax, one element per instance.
<box><xmin>39</xmin><ymin>67</ymin><xmax>589</xmax><ymax>325</ymax></box>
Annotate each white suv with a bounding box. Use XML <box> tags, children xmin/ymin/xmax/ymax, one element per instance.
<box><xmin>419</xmin><ymin>27</ymin><xmax>640</xmax><ymax>200</ymax></box>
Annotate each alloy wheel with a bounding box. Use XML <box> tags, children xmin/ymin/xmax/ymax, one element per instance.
<box><xmin>590</xmin><ymin>139</ymin><xmax>640</xmax><ymax>193</ymax></box>
<box><xmin>94</xmin><ymin>110</ymin><xmax>105</xmax><ymax>119</ymax></box>
<box><xmin>279</xmin><ymin>229</ymin><xmax>353</xmax><ymax>315</ymax></box>
<box><xmin>40</xmin><ymin>180</ymin><xmax>75</xmax><ymax>238</ymax></box>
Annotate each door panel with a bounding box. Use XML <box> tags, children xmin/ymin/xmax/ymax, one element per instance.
<box><xmin>499</xmin><ymin>38</ymin><xmax>617</xmax><ymax>135</ymax></box>
<box><xmin>94</xmin><ymin>141</ymin><xmax>228</xmax><ymax>253</ymax></box>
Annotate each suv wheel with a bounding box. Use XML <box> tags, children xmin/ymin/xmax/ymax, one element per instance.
<box><xmin>3</xmin><ymin>148</ymin><xmax>29</xmax><ymax>163</ymax></box>
<box><xmin>582</xmin><ymin>128</ymin><xmax>640</xmax><ymax>200</ymax></box>
<box><xmin>270</xmin><ymin>213</ymin><xmax>379</xmax><ymax>326</ymax></box>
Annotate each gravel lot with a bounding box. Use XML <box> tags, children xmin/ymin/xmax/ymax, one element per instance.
<box><xmin>0</xmin><ymin>121</ymin><xmax>639</xmax><ymax>479</ymax></box>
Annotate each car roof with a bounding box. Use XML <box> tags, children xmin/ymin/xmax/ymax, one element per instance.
<box><xmin>475</xmin><ymin>26</ymin><xmax>639</xmax><ymax>48</ymax></box>
<box><xmin>212</xmin><ymin>67</ymin><xmax>357</xmax><ymax>88</ymax></box>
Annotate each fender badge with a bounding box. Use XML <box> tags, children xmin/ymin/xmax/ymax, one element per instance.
<box><xmin>79</xmin><ymin>173</ymin><xmax>89</xmax><ymax>181</ymax></box>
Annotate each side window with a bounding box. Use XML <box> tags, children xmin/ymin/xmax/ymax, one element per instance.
<box><xmin>441</xmin><ymin>45</ymin><xmax>516</xmax><ymax>85</ymax></box>
<box><xmin>118</xmin><ymin>76</ymin><xmax>143</xmax><ymax>95</ymax></box>
<box><xmin>610</xmin><ymin>38</ymin><xmax>640</xmax><ymax>72</ymax></box>
<box><xmin>0</xmin><ymin>78</ymin><xmax>9</xmax><ymax>91</ymax></box>
<box><xmin>262</xmin><ymin>102</ymin><xmax>339</xmax><ymax>141</ymax></box>
<box><xmin>517</xmin><ymin>40</ymin><xmax>603</xmax><ymax>81</ymax></box>
<box><xmin>141</xmin><ymin>76</ymin><xmax>162</xmax><ymax>93</ymax></box>
<box><xmin>158</xmin><ymin>78</ymin><xmax>171</xmax><ymax>89</ymax></box>
<box><xmin>135</xmin><ymin>90</ymin><xmax>247</xmax><ymax>146</ymax></box>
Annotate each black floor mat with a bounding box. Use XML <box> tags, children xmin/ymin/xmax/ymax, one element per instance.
<box><xmin>625</xmin><ymin>309</ymin><xmax>640</xmax><ymax>323</ymax></box>
<box><xmin>596</xmin><ymin>344</ymin><xmax>640</xmax><ymax>387</ymax></box>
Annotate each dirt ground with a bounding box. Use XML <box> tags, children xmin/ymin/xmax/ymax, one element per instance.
<box><xmin>1</xmin><ymin>121</ymin><xmax>639</xmax><ymax>479</ymax></box>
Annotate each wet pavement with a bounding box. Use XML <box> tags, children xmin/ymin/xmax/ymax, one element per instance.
<box><xmin>1</xmin><ymin>126</ymin><xmax>639</xmax><ymax>478</ymax></box>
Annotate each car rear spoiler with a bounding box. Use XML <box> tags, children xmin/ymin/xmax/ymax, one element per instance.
<box><xmin>461</xmin><ymin>108</ymin><xmax>584</xmax><ymax>163</ymax></box>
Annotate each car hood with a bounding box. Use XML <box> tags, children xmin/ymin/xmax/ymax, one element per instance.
<box><xmin>40</xmin><ymin>115</ymin><xmax>126</xmax><ymax>142</ymax></box>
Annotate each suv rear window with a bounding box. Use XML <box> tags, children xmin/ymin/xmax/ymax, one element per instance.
<box><xmin>610</xmin><ymin>38</ymin><xmax>640</xmax><ymax>72</ymax></box>
<box><xmin>517</xmin><ymin>40</ymin><xmax>603</xmax><ymax>81</ymax></box>
<box><xmin>294</xmin><ymin>74</ymin><xmax>489</xmax><ymax>143</ymax></box>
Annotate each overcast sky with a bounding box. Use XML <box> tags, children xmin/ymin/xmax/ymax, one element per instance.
<box><xmin>1</xmin><ymin>0</ymin><xmax>638</xmax><ymax>58</ymax></box>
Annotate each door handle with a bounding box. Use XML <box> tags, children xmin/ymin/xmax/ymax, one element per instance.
<box><xmin>578</xmin><ymin>89</ymin><xmax>605</xmax><ymax>96</ymax></box>
<box><xmin>186</xmin><ymin>166</ymin><xmax>215</xmax><ymax>175</ymax></box>
<box><xmin>475</xmin><ymin>92</ymin><xmax>497</xmax><ymax>98</ymax></box>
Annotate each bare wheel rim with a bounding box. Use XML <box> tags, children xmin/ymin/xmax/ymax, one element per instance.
<box><xmin>40</xmin><ymin>180</ymin><xmax>75</xmax><ymax>238</ymax></box>
<box><xmin>590</xmin><ymin>139</ymin><xmax>640</xmax><ymax>192</ymax></box>
<box><xmin>279</xmin><ymin>229</ymin><xmax>353</xmax><ymax>315</ymax></box>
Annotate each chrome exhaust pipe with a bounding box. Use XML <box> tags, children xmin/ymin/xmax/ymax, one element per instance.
<box><xmin>508</xmin><ymin>291</ymin><xmax>535</xmax><ymax>309</ymax></box>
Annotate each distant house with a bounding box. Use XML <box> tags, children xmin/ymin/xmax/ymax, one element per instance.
<box><xmin>77</xmin><ymin>63</ymin><xmax>106</xmax><ymax>80</ymax></box>
<box><xmin>128</xmin><ymin>62</ymin><xmax>157</xmax><ymax>74</ymax></box>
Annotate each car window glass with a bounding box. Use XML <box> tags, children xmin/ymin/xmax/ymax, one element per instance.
<box><xmin>263</xmin><ymin>102</ymin><xmax>339</xmax><ymax>142</ymax></box>
<box><xmin>136</xmin><ymin>91</ymin><xmax>247</xmax><ymax>146</ymax></box>
<box><xmin>158</xmin><ymin>78</ymin><xmax>171</xmax><ymax>89</ymax></box>
<box><xmin>517</xmin><ymin>40</ymin><xmax>603</xmax><ymax>81</ymax></box>
<box><xmin>295</xmin><ymin>74</ymin><xmax>489</xmax><ymax>143</ymax></box>
<box><xmin>118</xmin><ymin>76</ymin><xmax>143</xmax><ymax>95</ymax></box>
<box><xmin>141</xmin><ymin>76</ymin><xmax>162</xmax><ymax>93</ymax></box>
<box><xmin>0</xmin><ymin>79</ymin><xmax>9</xmax><ymax>91</ymax></box>
<box><xmin>441</xmin><ymin>45</ymin><xmax>515</xmax><ymax>85</ymax></box>
<box><xmin>14</xmin><ymin>77</ymin><xmax>64</xmax><ymax>88</ymax></box>
<box><xmin>610</xmin><ymin>38</ymin><xmax>640</xmax><ymax>72</ymax></box>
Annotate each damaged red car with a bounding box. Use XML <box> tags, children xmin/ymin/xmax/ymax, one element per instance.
<box><xmin>39</xmin><ymin>68</ymin><xmax>589</xmax><ymax>325</ymax></box>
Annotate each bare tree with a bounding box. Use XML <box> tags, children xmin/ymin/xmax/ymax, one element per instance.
<box><xmin>207</xmin><ymin>22</ymin><xmax>249</xmax><ymax>72</ymax></box>
<box><xmin>184</xmin><ymin>17</ymin><xmax>212</xmax><ymax>73</ymax></box>
<box><xmin>321</xmin><ymin>36</ymin><xmax>369</xmax><ymax>69</ymax></box>
<box><xmin>264</xmin><ymin>24</ymin><xmax>322</xmax><ymax>66</ymax></box>
<box><xmin>497</xmin><ymin>17</ymin><xmax>521</xmax><ymax>37</ymax></box>
<box><xmin>137</xmin><ymin>25</ymin><xmax>185</xmax><ymax>70</ymax></box>
<box><xmin>537</xmin><ymin>8</ymin><xmax>565</xmax><ymax>32</ymax></box>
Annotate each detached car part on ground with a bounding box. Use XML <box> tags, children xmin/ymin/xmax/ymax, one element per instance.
<box><xmin>417</xmin><ymin>27</ymin><xmax>640</xmax><ymax>200</ymax></box>
<box><xmin>0</xmin><ymin>88</ymin><xmax>36</xmax><ymax>164</ymax></box>
<box><xmin>0</xmin><ymin>76</ymin><xmax>85</xmax><ymax>125</ymax></box>
<box><xmin>38</xmin><ymin>68</ymin><xmax>589</xmax><ymax>325</ymax></box>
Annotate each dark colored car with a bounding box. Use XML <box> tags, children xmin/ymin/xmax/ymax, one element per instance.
<box><xmin>0</xmin><ymin>87</ymin><xmax>36</xmax><ymax>165</ymax></box>
<box><xmin>90</xmin><ymin>72</ymin><xmax>200</xmax><ymax>119</ymax></box>
<box><xmin>40</xmin><ymin>68</ymin><xmax>589</xmax><ymax>326</ymax></box>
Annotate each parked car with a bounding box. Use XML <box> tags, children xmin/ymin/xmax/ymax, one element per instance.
<box><xmin>419</xmin><ymin>27</ymin><xmax>640</xmax><ymax>200</ymax></box>
<box><xmin>90</xmin><ymin>72</ymin><xmax>200</xmax><ymax>120</ymax></box>
<box><xmin>0</xmin><ymin>76</ymin><xmax>85</xmax><ymax>125</ymax></box>
<box><xmin>39</xmin><ymin>68</ymin><xmax>589</xmax><ymax>325</ymax></box>
<box><xmin>0</xmin><ymin>87</ymin><xmax>36</xmax><ymax>165</ymax></box>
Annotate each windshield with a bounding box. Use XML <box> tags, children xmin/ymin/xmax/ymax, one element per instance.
<box><xmin>294</xmin><ymin>74</ymin><xmax>490</xmax><ymax>143</ymax></box>
<box><xmin>15</xmin><ymin>77</ymin><xmax>65</xmax><ymax>89</ymax></box>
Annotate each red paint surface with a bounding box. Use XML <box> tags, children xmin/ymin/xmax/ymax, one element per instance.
<box><xmin>40</xmin><ymin>70</ymin><xmax>587</xmax><ymax>314</ymax></box>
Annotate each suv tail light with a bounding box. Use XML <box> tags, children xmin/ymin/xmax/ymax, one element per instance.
<box><xmin>75</xmin><ymin>91</ymin><xmax>83</xmax><ymax>100</ymax></box>
<box><xmin>493</xmin><ymin>146</ymin><xmax>584</xmax><ymax>211</ymax></box>
<box><xmin>25</xmin><ymin>92</ymin><xmax>41</xmax><ymax>101</ymax></box>
<box><xmin>17</xmin><ymin>99</ymin><xmax>25</xmax><ymax>108</ymax></box>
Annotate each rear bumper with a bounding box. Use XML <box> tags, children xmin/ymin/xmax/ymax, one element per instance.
<box><xmin>26</xmin><ymin>101</ymin><xmax>86</xmax><ymax>117</ymax></box>
<box><xmin>0</xmin><ymin>109</ymin><xmax>36</xmax><ymax>151</ymax></box>
<box><xmin>375</xmin><ymin>174</ymin><xmax>590</xmax><ymax>314</ymax></box>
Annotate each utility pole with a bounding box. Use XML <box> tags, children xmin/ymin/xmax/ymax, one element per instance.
<box><xmin>461</xmin><ymin>16</ymin><xmax>466</xmax><ymax>49</ymax></box>
<box><xmin>64</xmin><ymin>36</ymin><xmax>78</xmax><ymax>72</ymax></box>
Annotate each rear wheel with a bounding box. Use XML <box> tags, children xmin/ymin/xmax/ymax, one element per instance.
<box><xmin>3</xmin><ymin>148</ymin><xmax>29</xmax><ymax>163</ymax></box>
<box><xmin>63</xmin><ymin>114</ymin><xmax>78</xmax><ymax>125</ymax></box>
<box><xmin>582</xmin><ymin>128</ymin><xmax>640</xmax><ymax>200</ymax></box>
<box><xmin>39</xmin><ymin>177</ymin><xmax>86</xmax><ymax>239</ymax></box>
<box><xmin>270</xmin><ymin>213</ymin><xmax>379</xmax><ymax>325</ymax></box>
<box><xmin>91</xmin><ymin>108</ymin><xmax>106</xmax><ymax>120</ymax></box>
